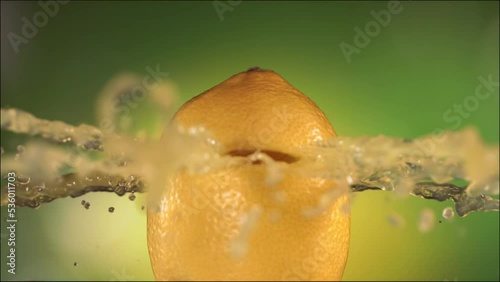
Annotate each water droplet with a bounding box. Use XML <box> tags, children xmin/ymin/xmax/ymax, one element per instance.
<box><xmin>108</xmin><ymin>207</ymin><xmax>115</xmax><ymax>213</ymax></box>
<box><xmin>128</xmin><ymin>193</ymin><xmax>136</xmax><ymax>201</ymax></box>
<box><xmin>442</xmin><ymin>207</ymin><xmax>455</xmax><ymax>220</ymax></box>
<box><xmin>418</xmin><ymin>208</ymin><xmax>435</xmax><ymax>233</ymax></box>
<box><xmin>230</xmin><ymin>205</ymin><xmax>262</xmax><ymax>259</ymax></box>
<box><xmin>346</xmin><ymin>175</ymin><xmax>353</xmax><ymax>185</ymax></box>
<box><xmin>16</xmin><ymin>176</ymin><xmax>30</xmax><ymax>184</ymax></box>
<box><xmin>115</xmin><ymin>185</ymin><xmax>126</xmax><ymax>196</ymax></box>
<box><xmin>387</xmin><ymin>213</ymin><xmax>405</xmax><ymax>228</ymax></box>
<box><xmin>74</xmin><ymin>262</ymin><xmax>78</xmax><ymax>266</ymax></box>
<box><xmin>16</xmin><ymin>145</ymin><xmax>25</xmax><ymax>153</ymax></box>
<box><xmin>81</xmin><ymin>200</ymin><xmax>86</xmax><ymax>205</ymax></box>
<box><xmin>84</xmin><ymin>202</ymin><xmax>90</xmax><ymax>209</ymax></box>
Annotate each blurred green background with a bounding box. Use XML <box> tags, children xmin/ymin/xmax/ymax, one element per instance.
<box><xmin>1</xmin><ymin>1</ymin><xmax>498</xmax><ymax>281</ymax></box>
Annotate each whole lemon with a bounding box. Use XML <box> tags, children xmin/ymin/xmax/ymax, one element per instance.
<box><xmin>147</xmin><ymin>68</ymin><xmax>350</xmax><ymax>281</ymax></box>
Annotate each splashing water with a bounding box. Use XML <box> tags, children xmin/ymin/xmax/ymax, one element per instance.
<box><xmin>0</xmin><ymin>75</ymin><xmax>499</xmax><ymax>221</ymax></box>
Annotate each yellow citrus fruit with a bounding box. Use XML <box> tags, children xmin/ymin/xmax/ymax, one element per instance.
<box><xmin>147</xmin><ymin>68</ymin><xmax>350</xmax><ymax>280</ymax></box>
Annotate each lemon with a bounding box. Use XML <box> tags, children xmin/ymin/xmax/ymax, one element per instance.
<box><xmin>147</xmin><ymin>68</ymin><xmax>350</xmax><ymax>280</ymax></box>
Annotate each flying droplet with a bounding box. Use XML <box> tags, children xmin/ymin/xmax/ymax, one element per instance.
<box><xmin>129</xmin><ymin>193</ymin><xmax>136</xmax><ymax>201</ymax></box>
<box><xmin>16</xmin><ymin>145</ymin><xmax>25</xmax><ymax>153</ymax></box>
<box><xmin>387</xmin><ymin>213</ymin><xmax>405</xmax><ymax>228</ymax></box>
<box><xmin>442</xmin><ymin>207</ymin><xmax>455</xmax><ymax>220</ymax></box>
<box><xmin>115</xmin><ymin>184</ymin><xmax>126</xmax><ymax>196</ymax></box>
<box><xmin>418</xmin><ymin>208</ymin><xmax>435</xmax><ymax>233</ymax></box>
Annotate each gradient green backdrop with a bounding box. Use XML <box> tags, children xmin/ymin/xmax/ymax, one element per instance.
<box><xmin>1</xmin><ymin>1</ymin><xmax>498</xmax><ymax>281</ymax></box>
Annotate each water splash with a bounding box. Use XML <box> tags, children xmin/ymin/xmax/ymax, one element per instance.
<box><xmin>230</xmin><ymin>205</ymin><xmax>263</xmax><ymax>259</ymax></box>
<box><xmin>1</xmin><ymin>108</ymin><xmax>103</xmax><ymax>150</ymax></box>
<box><xmin>0</xmin><ymin>76</ymin><xmax>498</xmax><ymax>218</ymax></box>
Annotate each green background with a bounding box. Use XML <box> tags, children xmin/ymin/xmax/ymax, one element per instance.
<box><xmin>1</xmin><ymin>1</ymin><xmax>498</xmax><ymax>281</ymax></box>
